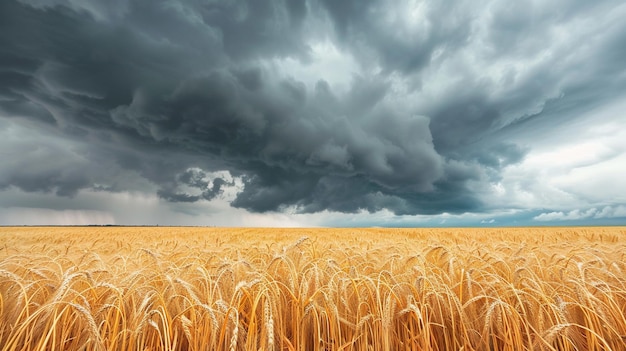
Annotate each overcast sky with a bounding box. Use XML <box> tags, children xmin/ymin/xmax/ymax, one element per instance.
<box><xmin>1</xmin><ymin>0</ymin><xmax>625</xmax><ymax>226</ymax></box>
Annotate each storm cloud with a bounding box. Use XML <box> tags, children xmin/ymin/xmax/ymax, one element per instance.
<box><xmin>1</xmin><ymin>0</ymin><xmax>625</xmax><ymax>224</ymax></box>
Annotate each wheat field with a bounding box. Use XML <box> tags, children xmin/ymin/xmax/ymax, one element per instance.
<box><xmin>1</xmin><ymin>226</ymin><xmax>626</xmax><ymax>350</ymax></box>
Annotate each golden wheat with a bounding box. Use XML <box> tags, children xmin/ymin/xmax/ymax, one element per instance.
<box><xmin>1</xmin><ymin>226</ymin><xmax>626</xmax><ymax>350</ymax></box>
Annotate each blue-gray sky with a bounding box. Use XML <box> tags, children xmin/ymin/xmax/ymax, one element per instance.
<box><xmin>1</xmin><ymin>0</ymin><xmax>625</xmax><ymax>226</ymax></box>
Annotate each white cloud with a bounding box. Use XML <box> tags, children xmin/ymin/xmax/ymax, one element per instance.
<box><xmin>594</xmin><ymin>205</ymin><xmax>626</xmax><ymax>219</ymax></box>
<box><xmin>534</xmin><ymin>206</ymin><xmax>626</xmax><ymax>222</ymax></box>
<box><xmin>483</xmin><ymin>97</ymin><xmax>626</xmax><ymax>215</ymax></box>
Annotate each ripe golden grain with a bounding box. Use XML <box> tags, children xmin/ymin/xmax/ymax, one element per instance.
<box><xmin>2</xmin><ymin>226</ymin><xmax>626</xmax><ymax>350</ymax></box>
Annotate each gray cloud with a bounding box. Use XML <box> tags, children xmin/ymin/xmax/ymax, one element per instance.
<box><xmin>1</xmin><ymin>0</ymin><xmax>625</xmax><ymax>221</ymax></box>
<box><xmin>318</xmin><ymin>0</ymin><xmax>474</xmax><ymax>74</ymax></box>
<box><xmin>157</xmin><ymin>168</ymin><xmax>232</xmax><ymax>203</ymax></box>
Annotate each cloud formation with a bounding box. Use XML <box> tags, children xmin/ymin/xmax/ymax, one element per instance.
<box><xmin>1</xmin><ymin>0</ymin><xmax>625</xmax><ymax>224</ymax></box>
<box><xmin>534</xmin><ymin>206</ymin><xmax>626</xmax><ymax>222</ymax></box>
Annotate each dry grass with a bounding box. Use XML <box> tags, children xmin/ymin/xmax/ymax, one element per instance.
<box><xmin>1</xmin><ymin>226</ymin><xmax>626</xmax><ymax>350</ymax></box>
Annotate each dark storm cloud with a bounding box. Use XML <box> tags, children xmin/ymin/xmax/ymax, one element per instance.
<box><xmin>319</xmin><ymin>0</ymin><xmax>473</xmax><ymax>73</ymax></box>
<box><xmin>157</xmin><ymin>168</ymin><xmax>231</xmax><ymax>203</ymax></box>
<box><xmin>1</xmin><ymin>0</ymin><xmax>625</xmax><ymax>217</ymax></box>
<box><xmin>0</xmin><ymin>120</ymin><xmax>111</xmax><ymax>198</ymax></box>
<box><xmin>316</xmin><ymin>0</ymin><xmax>626</xmax><ymax>156</ymax></box>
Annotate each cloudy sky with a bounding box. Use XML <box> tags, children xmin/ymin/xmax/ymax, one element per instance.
<box><xmin>1</xmin><ymin>0</ymin><xmax>625</xmax><ymax>227</ymax></box>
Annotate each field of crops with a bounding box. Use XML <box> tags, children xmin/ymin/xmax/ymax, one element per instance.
<box><xmin>1</xmin><ymin>226</ymin><xmax>626</xmax><ymax>350</ymax></box>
